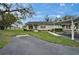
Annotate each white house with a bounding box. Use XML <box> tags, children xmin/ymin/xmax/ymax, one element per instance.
<box><xmin>24</xmin><ymin>22</ymin><xmax>62</xmax><ymax>31</ymax></box>
<box><xmin>24</xmin><ymin>17</ymin><xmax>79</xmax><ymax>32</ymax></box>
<box><xmin>24</xmin><ymin>17</ymin><xmax>79</xmax><ymax>40</ymax></box>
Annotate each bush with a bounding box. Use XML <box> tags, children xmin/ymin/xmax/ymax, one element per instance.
<box><xmin>23</xmin><ymin>29</ymin><xmax>27</xmax><ymax>31</ymax></box>
<box><xmin>51</xmin><ymin>28</ymin><xmax>63</xmax><ymax>32</ymax></box>
<box><xmin>0</xmin><ymin>26</ymin><xmax>5</xmax><ymax>30</ymax></box>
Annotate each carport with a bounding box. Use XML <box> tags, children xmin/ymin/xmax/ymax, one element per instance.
<box><xmin>55</xmin><ymin>17</ymin><xmax>79</xmax><ymax>40</ymax></box>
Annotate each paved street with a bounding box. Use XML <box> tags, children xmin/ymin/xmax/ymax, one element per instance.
<box><xmin>0</xmin><ymin>36</ymin><xmax>79</xmax><ymax>55</ymax></box>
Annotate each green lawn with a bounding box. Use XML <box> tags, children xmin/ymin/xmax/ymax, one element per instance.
<box><xmin>0</xmin><ymin>30</ymin><xmax>79</xmax><ymax>48</ymax></box>
<box><xmin>0</xmin><ymin>30</ymin><xmax>27</xmax><ymax>48</ymax></box>
<box><xmin>26</xmin><ymin>31</ymin><xmax>79</xmax><ymax>47</ymax></box>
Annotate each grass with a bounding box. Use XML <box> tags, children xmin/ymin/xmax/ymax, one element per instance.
<box><xmin>0</xmin><ymin>30</ymin><xmax>27</xmax><ymax>48</ymax></box>
<box><xmin>0</xmin><ymin>30</ymin><xmax>79</xmax><ymax>48</ymax></box>
<box><xmin>26</xmin><ymin>31</ymin><xmax>79</xmax><ymax>47</ymax></box>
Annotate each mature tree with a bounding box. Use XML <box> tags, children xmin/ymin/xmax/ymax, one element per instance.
<box><xmin>54</xmin><ymin>17</ymin><xmax>59</xmax><ymax>22</ymax></box>
<box><xmin>0</xmin><ymin>3</ymin><xmax>35</xmax><ymax>30</ymax></box>
<box><xmin>16</xmin><ymin>20</ymin><xmax>23</xmax><ymax>25</ymax></box>
<box><xmin>14</xmin><ymin>20</ymin><xmax>23</xmax><ymax>28</ymax></box>
<box><xmin>44</xmin><ymin>15</ymin><xmax>50</xmax><ymax>22</ymax></box>
<box><xmin>1</xmin><ymin>13</ymin><xmax>17</xmax><ymax>29</ymax></box>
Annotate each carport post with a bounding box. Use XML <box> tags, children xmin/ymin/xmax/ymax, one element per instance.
<box><xmin>54</xmin><ymin>23</ymin><xmax>55</xmax><ymax>33</ymax></box>
<box><xmin>71</xmin><ymin>20</ymin><xmax>74</xmax><ymax>40</ymax></box>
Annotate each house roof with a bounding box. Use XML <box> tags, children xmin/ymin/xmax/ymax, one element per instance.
<box><xmin>55</xmin><ymin>17</ymin><xmax>79</xmax><ymax>25</ymax></box>
<box><xmin>25</xmin><ymin>21</ymin><xmax>56</xmax><ymax>25</ymax></box>
<box><xmin>25</xmin><ymin>17</ymin><xmax>79</xmax><ymax>26</ymax></box>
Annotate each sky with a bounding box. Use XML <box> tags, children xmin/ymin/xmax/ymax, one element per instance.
<box><xmin>17</xmin><ymin>3</ymin><xmax>79</xmax><ymax>23</ymax></box>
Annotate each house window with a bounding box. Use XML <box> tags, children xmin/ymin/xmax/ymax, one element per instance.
<box><xmin>40</xmin><ymin>25</ymin><xmax>46</xmax><ymax>28</ymax></box>
<box><xmin>35</xmin><ymin>26</ymin><xmax>37</xmax><ymax>29</ymax></box>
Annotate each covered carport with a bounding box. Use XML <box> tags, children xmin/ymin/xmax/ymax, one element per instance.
<box><xmin>55</xmin><ymin>17</ymin><xmax>79</xmax><ymax>40</ymax></box>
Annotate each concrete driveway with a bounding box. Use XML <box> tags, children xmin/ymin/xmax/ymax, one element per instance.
<box><xmin>0</xmin><ymin>36</ymin><xmax>79</xmax><ymax>55</ymax></box>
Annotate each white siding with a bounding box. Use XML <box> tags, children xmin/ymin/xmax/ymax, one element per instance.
<box><xmin>26</xmin><ymin>25</ymin><xmax>29</xmax><ymax>30</ymax></box>
<box><xmin>37</xmin><ymin>25</ymin><xmax>62</xmax><ymax>30</ymax></box>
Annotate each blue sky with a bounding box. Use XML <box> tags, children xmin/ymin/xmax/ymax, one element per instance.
<box><xmin>22</xmin><ymin>3</ymin><xmax>79</xmax><ymax>23</ymax></box>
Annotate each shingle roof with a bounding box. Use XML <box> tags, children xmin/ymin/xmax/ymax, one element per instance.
<box><xmin>25</xmin><ymin>21</ymin><xmax>55</xmax><ymax>25</ymax></box>
<box><xmin>25</xmin><ymin>17</ymin><xmax>79</xmax><ymax>26</ymax></box>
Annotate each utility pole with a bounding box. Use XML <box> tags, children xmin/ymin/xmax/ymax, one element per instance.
<box><xmin>71</xmin><ymin>20</ymin><xmax>74</xmax><ymax>40</ymax></box>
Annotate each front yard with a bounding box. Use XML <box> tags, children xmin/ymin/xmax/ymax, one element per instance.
<box><xmin>0</xmin><ymin>30</ymin><xmax>79</xmax><ymax>48</ymax></box>
<box><xmin>26</xmin><ymin>31</ymin><xmax>79</xmax><ymax>47</ymax></box>
<box><xmin>0</xmin><ymin>30</ymin><xmax>27</xmax><ymax>48</ymax></box>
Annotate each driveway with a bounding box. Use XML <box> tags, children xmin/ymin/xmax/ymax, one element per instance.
<box><xmin>0</xmin><ymin>36</ymin><xmax>79</xmax><ymax>55</ymax></box>
<box><xmin>57</xmin><ymin>32</ymin><xmax>79</xmax><ymax>40</ymax></box>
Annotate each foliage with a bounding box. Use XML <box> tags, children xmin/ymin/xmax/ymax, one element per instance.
<box><xmin>16</xmin><ymin>20</ymin><xmax>23</xmax><ymax>25</ymax></box>
<box><xmin>44</xmin><ymin>15</ymin><xmax>50</xmax><ymax>22</ymax></box>
<box><xmin>2</xmin><ymin>13</ymin><xmax>17</xmax><ymax>27</ymax></box>
<box><xmin>0</xmin><ymin>3</ymin><xmax>35</xmax><ymax>19</ymax></box>
<box><xmin>0</xmin><ymin>3</ymin><xmax>35</xmax><ymax>30</ymax></box>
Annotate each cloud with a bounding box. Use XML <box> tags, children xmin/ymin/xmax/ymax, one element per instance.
<box><xmin>58</xmin><ymin>11</ymin><xmax>65</xmax><ymax>14</ymax></box>
<box><xmin>49</xmin><ymin>15</ymin><xmax>61</xmax><ymax>18</ymax></box>
<box><xmin>60</xmin><ymin>3</ymin><xmax>66</xmax><ymax>6</ymax></box>
<box><xmin>71</xmin><ymin>4</ymin><xmax>74</xmax><ymax>6</ymax></box>
<box><xmin>60</xmin><ymin>3</ymin><xmax>74</xmax><ymax>7</ymax></box>
<box><xmin>49</xmin><ymin>15</ymin><xmax>56</xmax><ymax>17</ymax></box>
<box><xmin>36</xmin><ymin>11</ymin><xmax>43</xmax><ymax>15</ymax></box>
<box><xmin>56</xmin><ymin>15</ymin><xmax>61</xmax><ymax>18</ymax></box>
<box><xmin>33</xmin><ymin>14</ymin><xmax>44</xmax><ymax>18</ymax></box>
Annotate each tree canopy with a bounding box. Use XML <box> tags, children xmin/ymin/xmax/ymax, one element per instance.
<box><xmin>44</xmin><ymin>15</ymin><xmax>50</xmax><ymax>22</ymax></box>
<box><xmin>0</xmin><ymin>3</ymin><xmax>35</xmax><ymax>30</ymax></box>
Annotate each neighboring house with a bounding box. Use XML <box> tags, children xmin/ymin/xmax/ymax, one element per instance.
<box><xmin>7</xmin><ymin>24</ymin><xmax>22</xmax><ymax>30</ymax></box>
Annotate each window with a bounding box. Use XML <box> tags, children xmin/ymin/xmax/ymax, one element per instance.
<box><xmin>35</xmin><ymin>26</ymin><xmax>37</xmax><ymax>29</ymax></box>
<box><xmin>40</xmin><ymin>25</ymin><xmax>46</xmax><ymax>28</ymax></box>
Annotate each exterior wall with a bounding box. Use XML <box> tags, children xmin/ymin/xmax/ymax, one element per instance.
<box><xmin>62</xmin><ymin>25</ymin><xmax>71</xmax><ymax>31</ymax></box>
<box><xmin>75</xmin><ymin>23</ymin><xmax>79</xmax><ymax>33</ymax></box>
<box><xmin>26</xmin><ymin>25</ymin><xmax>62</xmax><ymax>31</ymax></box>
<box><xmin>36</xmin><ymin>25</ymin><xmax>62</xmax><ymax>30</ymax></box>
<box><xmin>62</xmin><ymin>23</ymin><xmax>79</xmax><ymax>33</ymax></box>
<box><xmin>26</xmin><ymin>25</ymin><xmax>29</xmax><ymax>30</ymax></box>
<box><xmin>26</xmin><ymin>24</ymin><xmax>79</xmax><ymax>31</ymax></box>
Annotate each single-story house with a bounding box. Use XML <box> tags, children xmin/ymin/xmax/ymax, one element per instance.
<box><xmin>24</xmin><ymin>17</ymin><xmax>79</xmax><ymax>32</ymax></box>
<box><xmin>24</xmin><ymin>22</ymin><xmax>62</xmax><ymax>31</ymax></box>
<box><xmin>24</xmin><ymin>17</ymin><xmax>79</xmax><ymax>40</ymax></box>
